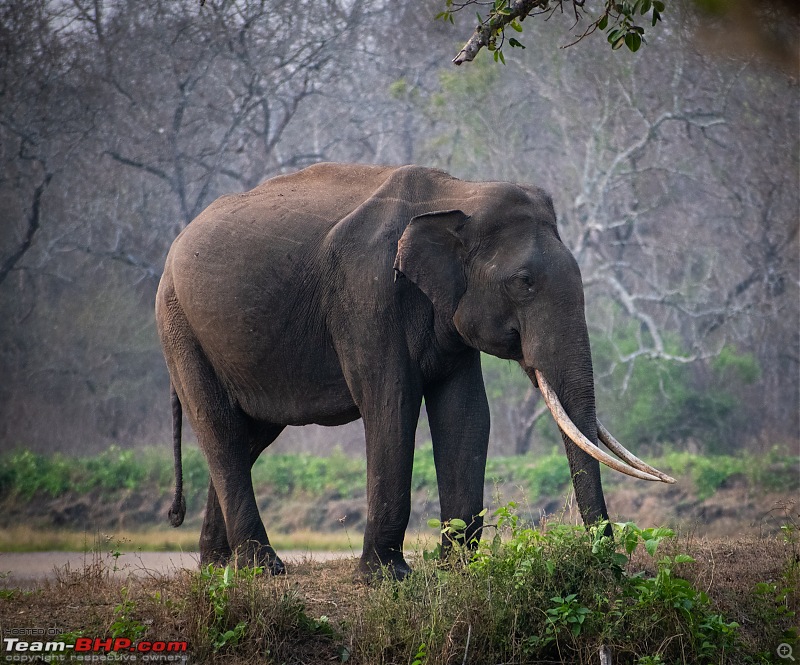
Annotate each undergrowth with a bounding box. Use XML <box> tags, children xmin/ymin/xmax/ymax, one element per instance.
<box><xmin>351</xmin><ymin>504</ymin><xmax>799</xmax><ymax>664</ymax></box>
<box><xmin>184</xmin><ymin>562</ymin><xmax>340</xmax><ymax>661</ymax></box>
<box><xmin>0</xmin><ymin>507</ymin><xmax>796</xmax><ymax>664</ymax></box>
<box><xmin>0</xmin><ymin>445</ymin><xmax>796</xmax><ymax>506</ymax></box>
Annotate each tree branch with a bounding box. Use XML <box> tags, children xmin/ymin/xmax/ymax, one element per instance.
<box><xmin>453</xmin><ymin>0</ymin><xmax>546</xmax><ymax>65</ymax></box>
<box><xmin>0</xmin><ymin>171</ymin><xmax>52</xmax><ymax>288</ymax></box>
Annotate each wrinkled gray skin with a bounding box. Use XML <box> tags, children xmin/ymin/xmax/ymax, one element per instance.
<box><xmin>156</xmin><ymin>163</ymin><xmax>609</xmax><ymax>579</ymax></box>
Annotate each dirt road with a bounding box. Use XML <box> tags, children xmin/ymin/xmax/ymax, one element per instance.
<box><xmin>0</xmin><ymin>550</ymin><xmax>355</xmax><ymax>585</ymax></box>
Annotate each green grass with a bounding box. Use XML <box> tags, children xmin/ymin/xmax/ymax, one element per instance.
<box><xmin>0</xmin><ymin>444</ymin><xmax>796</xmax><ymax>505</ymax></box>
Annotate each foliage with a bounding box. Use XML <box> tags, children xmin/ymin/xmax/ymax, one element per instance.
<box><xmin>0</xmin><ymin>446</ymin><xmax>176</xmax><ymax>500</ymax></box>
<box><xmin>647</xmin><ymin>448</ymin><xmax>799</xmax><ymax>500</ymax></box>
<box><xmin>197</xmin><ymin>564</ymin><xmax>255</xmax><ymax>651</ymax></box>
<box><xmin>251</xmin><ymin>449</ymin><xmax>366</xmax><ymax>498</ymax></box>
<box><xmin>109</xmin><ymin>586</ymin><xmax>148</xmax><ymax>641</ymax></box>
<box><xmin>593</xmin><ymin>323</ymin><xmax>762</xmax><ymax>451</ymax></box>
<box><xmin>187</xmin><ymin>562</ymin><xmax>339</xmax><ymax>661</ymax></box>
<box><xmin>351</xmin><ymin>508</ymin><xmax>763</xmax><ymax>664</ymax></box>
<box><xmin>439</xmin><ymin>0</ymin><xmax>665</xmax><ymax>64</ymax></box>
<box><xmin>0</xmin><ymin>445</ymin><xmax>796</xmax><ymax>513</ymax></box>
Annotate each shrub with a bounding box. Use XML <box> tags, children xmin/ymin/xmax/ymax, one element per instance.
<box><xmin>352</xmin><ymin>506</ymin><xmax>750</xmax><ymax>664</ymax></box>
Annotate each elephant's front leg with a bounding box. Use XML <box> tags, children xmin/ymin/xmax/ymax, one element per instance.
<box><xmin>356</xmin><ymin>370</ymin><xmax>423</xmax><ymax>581</ymax></box>
<box><xmin>426</xmin><ymin>350</ymin><xmax>490</xmax><ymax>548</ymax></box>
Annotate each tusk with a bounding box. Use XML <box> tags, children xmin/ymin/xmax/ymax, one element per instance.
<box><xmin>597</xmin><ymin>420</ymin><xmax>676</xmax><ymax>484</ymax></box>
<box><xmin>534</xmin><ymin>369</ymin><xmax>662</xmax><ymax>482</ymax></box>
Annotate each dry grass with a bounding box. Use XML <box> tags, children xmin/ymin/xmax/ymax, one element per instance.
<box><xmin>0</xmin><ymin>525</ymin><xmax>362</xmax><ymax>553</ymax></box>
<box><xmin>0</xmin><ymin>526</ymin><xmax>796</xmax><ymax>664</ymax></box>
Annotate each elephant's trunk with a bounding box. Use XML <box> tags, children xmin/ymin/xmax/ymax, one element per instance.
<box><xmin>520</xmin><ymin>323</ymin><xmax>675</xmax><ymax>528</ymax></box>
<box><xmin>523</xmin><ymin>359</ymin><xmax>610</xmax><ymax>526</ymax></box>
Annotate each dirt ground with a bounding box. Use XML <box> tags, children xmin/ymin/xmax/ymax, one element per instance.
<box><xmin>0</xmin><ymin>533</ymin><xmax>797</xmax><ymax>664</ymax></box>
<box><xmin>0</xmin><ymin>550</ymin><xmax>353</xmax><ymax>587</ymax></box>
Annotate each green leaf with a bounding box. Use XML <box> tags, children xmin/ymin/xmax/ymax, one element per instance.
<box><xmin>508</xmin><ymin>37</ymin><xmax>525</xmax><ymax>48</ymax></box>
<box><xmin>510</xmin><ymin>19</ymin><xmax>523</xmax><ymax>32</ymax></box>
<box><xmin>625</xmin><ymin>32</ymin><xmax>642</xmax><ymax>52</ymax></box>
<box><xmin>450</xmin><ymin>518</ymin><xmax>467</xmax><ymax>531</ymax></box>
<box><xmin>427</xmin><ymin>518</ymin><xmax>442</xmax><ymax>529</ymax></box>
<box><xmin>653</xmin><ymin>0</ymin><xmax>665</xmax><ymax>11</ymax></box>
<box><xmin>607</xmin><ymin>28</ymin><xmax>624</xmax><ymax>44</ymax></box>
<box><xmin>598</xmin><ymin>14</ymin><xmax>608</xmax><ymax>30</ymax></box>
<box><xmin>674</xmin><ymin>554</ymin><xmax>696</xmax><ymax>564</ymax></box>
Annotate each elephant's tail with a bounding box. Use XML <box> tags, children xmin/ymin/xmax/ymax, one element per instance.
<box><xmin>167</xmin><ymin>383</ymin><xmax>186</xmax><ymax>527</ymax></box>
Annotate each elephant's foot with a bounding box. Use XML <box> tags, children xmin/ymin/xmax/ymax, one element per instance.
<box><xmin>356</xmin><ymin>551</ymin><xmax>412</xmax><ymax>584</ymax></box>
<box><xmin>199</xmin><ymin>546</ymin><xmax>231</xmax><ymax>568</ymax></box>
<box><xmin>232</xmin><ymin>540</ymin><xmax>286</xmax><ymax>576</ymax></box>
<box><xmin>199</xmin><ymin>522</ymin><xmax>233</xmax><ymax>568</ymax></box>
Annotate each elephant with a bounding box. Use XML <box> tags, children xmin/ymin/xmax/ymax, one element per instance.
<box><xmin>156</xmin><ymin>162</ymin><xmax>674</xmax><ymax>580</ymax></box>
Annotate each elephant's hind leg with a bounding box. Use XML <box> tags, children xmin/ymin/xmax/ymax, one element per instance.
<box><xmin>200</xmin><ymin>422</ymin><xmax>285</xmax><ymax>569</ymax></box>
<box><xmin>160</xmin><ymin>291</ymin><xmax>283</xmax><ymax>573</ymax></box>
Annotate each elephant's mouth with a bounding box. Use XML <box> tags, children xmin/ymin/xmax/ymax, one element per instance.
<box><xmin>533</xmin><ymin>369</ymin><xmax>676</xmax><ymax>484</ymax></box>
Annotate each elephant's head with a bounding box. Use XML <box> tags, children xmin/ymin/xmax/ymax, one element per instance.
<box><xmin>394</xmin><ymin>182</ymin><xmax>674</xmax><ymax>525</ymax></box>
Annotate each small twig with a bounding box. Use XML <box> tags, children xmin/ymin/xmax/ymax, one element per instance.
<box><xmin>705</xmin><ymin>547</ymin><xmax>715</xmax><ymax>595</ymax></box>
<box><xmin>462</xmin><ymin>623</ymin><xmax>472</xmax><ymax>665</ymax></box>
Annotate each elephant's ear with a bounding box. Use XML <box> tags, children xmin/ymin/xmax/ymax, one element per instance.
<box><xmin>394</xmin><ymin>210</ymin><xmax>471</xmax><ymax>316</ymax></box>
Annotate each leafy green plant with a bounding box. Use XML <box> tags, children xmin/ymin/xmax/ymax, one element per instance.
<box><xmin>546</xmin><ymin>593</ymin><xmax>592</xmax><ymax>638</ymax></box>
<box><xmin>411</xmin><ymin>642</ymin><xmax>427</xmax><ymax>665</ymax></box>
<box><xmin>198</xmin><ymin>564</ymin><xmax>258</xmax><ymax>651</ymax></box>
<box><xmin>109</xmin><ymin>587</ymin><xmax>147</xmax><ymax>640</ymax></box>
<box><xmin>352</xmin><ymin>504</ymin><xmax>755</xmax><ymax>664</ymax></box>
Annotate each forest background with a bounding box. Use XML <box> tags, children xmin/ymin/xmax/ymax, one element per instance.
<box><xmin>0</xmin><ymin>0</ymin><xmax>798</xmax><ymax>540</ymax></box>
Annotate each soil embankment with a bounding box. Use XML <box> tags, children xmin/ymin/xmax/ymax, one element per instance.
<box><xmin>0</xmin><ymin>478</ymin><xmax>795</xmax><ymax>545</ymax></box>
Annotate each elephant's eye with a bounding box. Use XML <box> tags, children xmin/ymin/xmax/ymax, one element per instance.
<box><xmin>509</xmin><ymin>272</ymin><xmax>534</xmax><ymax>293</ymax></box>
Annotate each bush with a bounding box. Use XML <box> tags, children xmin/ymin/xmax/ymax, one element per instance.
<box><xmin>649</xmin><ymin>449</ymin><xmax>800</xmax><ymax>500</ymax></box>
<box><xmin>251</xmin><ymin>449</ymin><xmax>365</xmax><ymax>498</ymax></box>
<box><xmin>351</xmin><ymin>507</ymin><xmax>766</xmax><ymax>664</ymax></box>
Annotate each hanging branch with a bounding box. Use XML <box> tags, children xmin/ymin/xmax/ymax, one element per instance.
<box><xmin>446</xmin><ymin>0</ymin><xmax>665</xmax><ymax>65</ymax></box>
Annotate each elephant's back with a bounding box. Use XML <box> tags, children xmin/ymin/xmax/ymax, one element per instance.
<box><xmin>205</xmin><ymin>162</ymin><xmax>401</xmax><ymax>233</ymax></box>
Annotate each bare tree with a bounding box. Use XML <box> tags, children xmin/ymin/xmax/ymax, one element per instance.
<box><xmin>72</xmin><ymin>0</ymin><xmax>365</xmax><ymax>229</ymax></box>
